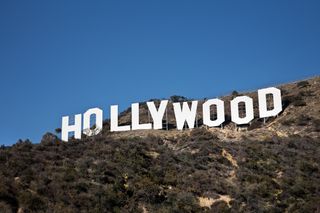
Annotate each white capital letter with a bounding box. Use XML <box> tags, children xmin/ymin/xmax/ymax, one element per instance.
<box><xmin>132</xmin><ymin>103</ymin><xmax>152</xmax><ymax>130</ymax></box>
<box><xmin>258</xmin><ymin>87</ymin><xmax>282</xmax><ymax>118</ymax></box>
<box><xmin>203</xmin><ymin>99</ymin><xmax>225</xmax><ymax>127</ymax></box>
<box><xmin>147</xmin><ymin>100</ymin><xmax>168</xmax><ymax>129</ymax></box>
<box><xmin>173</xmin><ymin>101</ymin><xmax>198</xmax><ymax>130</ymax></box>
<box><xmin>231</xmin><ymin>96</ymin><xmax>254</xmax><ymax>125</ymax></box>
<box><xmin>61</xmin><ymin>114</ymin><xmax>82</xmax><ymax>142</ymax></box>
<box><xmin>110</xmin><ymin>105</ymin><xmax>130</xmax><ymax>132</ymax></box>
<box><xmin>83</xmin><ymin>108</ymin><xmax>103</xmax><ymax>136</ymax></box>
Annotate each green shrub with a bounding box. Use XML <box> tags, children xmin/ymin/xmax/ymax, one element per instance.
<box><xmin>190</xmin><ymin>128</ymin><xmax>218</xmax><ymax>141</ymax></box>
<box><xmin>297</xmin><ymin>81</ymin><xmax>310</xmax><ymax>88</ymax></box>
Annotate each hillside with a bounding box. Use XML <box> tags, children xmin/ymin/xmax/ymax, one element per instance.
<box><xmin>0</xmin><ymin>77</ymin><xmax>319</xmax><ymax>212</ymax></box>
<box><xmin>108</xmin><ymin>76</ymin><xmax>320</xmax><ymax>141</ymax></box>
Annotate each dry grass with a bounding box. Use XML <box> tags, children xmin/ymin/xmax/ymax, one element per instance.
<box><xmin>222</xmin><ymin>149</ymin><xmax>238</xmax><ymax>168</ymax></box>
<box><xmin>198</xmin><ymin>195</ymin><xmax>233</xmax><ymax>209</ymax></box>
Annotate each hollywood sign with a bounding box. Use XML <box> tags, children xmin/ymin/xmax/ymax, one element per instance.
<box><xmin>61</xmin><ymin>87</ymin><xmax>282</xmax><ymax>142</ymax></box>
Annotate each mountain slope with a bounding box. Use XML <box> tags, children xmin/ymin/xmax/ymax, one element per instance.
<box><xmin>0</xmin><ymin>76</ymin><xmax>319</xmax><ymax>213</ymax></box>
<box><xmin>108</xmin><ymin>76</ymin><xmax>320</xmax><ymax>141</ymax></box>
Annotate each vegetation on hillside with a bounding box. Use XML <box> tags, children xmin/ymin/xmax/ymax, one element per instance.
<box><xmin>1</xmin><ymin>77</ymin><xmax>319</xmax><ymax>212</ymax></box>
<box><xmin>0</xmin><ymin>129</ymin><xmax>319</xmax><ymax>212</ymax></box>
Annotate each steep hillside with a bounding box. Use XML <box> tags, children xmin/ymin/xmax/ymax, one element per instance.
<box><xmin>108</xmin><ymin>76</ymin><xmax>320</xmax><ymax>141</ymax></box>
<box><xmin>0</xmin><ymin>77</ymin><xmax>319</xmax><ymax>212</ymax></box>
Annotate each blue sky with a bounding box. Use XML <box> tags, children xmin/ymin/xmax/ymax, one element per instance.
<box><xmin>0</xmin><ymin>0</ymin><xmax>319</xmax><ymax>145</ymax></box>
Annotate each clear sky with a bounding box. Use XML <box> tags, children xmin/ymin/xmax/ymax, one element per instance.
<box><xmin>0</xmin><ymin>0</ymin><xmax>319</xmax><ymax>145</ymax></box>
